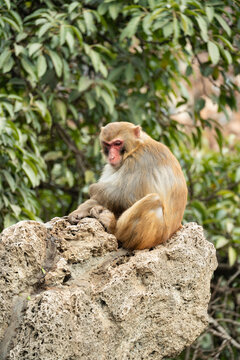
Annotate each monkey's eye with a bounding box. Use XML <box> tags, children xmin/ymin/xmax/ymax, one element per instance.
<box><xmin>114</xmin><ymin>141</ymin><xmax>123</xmax><ymax>146</ymax></box>
<box><xmin>102</xmin><ymin>142</ymin><xmax>110</xmax><ymax>148</ymax></box>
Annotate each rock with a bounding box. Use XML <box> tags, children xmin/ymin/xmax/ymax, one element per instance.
<box><xmin>0</xmin><ymin>219</ymin><xmax>217</xmax><ymax>360</ymax></box>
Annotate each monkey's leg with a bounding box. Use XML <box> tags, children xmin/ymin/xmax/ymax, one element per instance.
<box><xmin>115</xmin><ymin>193</ymin><xmax>167</xmax><ymax>250</ymax></box>
<box><xmin>68</xmin><ymin>199</ymin><xmax>100</xmax><ymax>224</ymax></box>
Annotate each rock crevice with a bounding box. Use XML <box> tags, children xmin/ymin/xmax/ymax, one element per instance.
<box><xmin>0</xmin><ymin>218</ymin><xmax>217</xmax><ymax>360</ymax></box>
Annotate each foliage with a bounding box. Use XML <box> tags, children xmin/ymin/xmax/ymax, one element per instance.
<box><xmin>177</xmin><ymin>138</ymin><xmax>240</xmax><ymax>359</ymax></box>
<box><xmin>1</xmin><ymin>0</ymin><xmax>239</xmax><ymax>226</ymax></box>
<box><xmin>183</xmin><ymin>138</ymin><xmax>240</xmax><ymax>266</ymax></box>
<box><xmin>0</xmin><ymin>0</ymin><xmax>240</xmax><ymax>358</ymax></box>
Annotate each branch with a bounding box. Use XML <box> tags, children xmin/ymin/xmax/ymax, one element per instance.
<box><xmin>194</xmin><ymin>53</ymin><xmax>220</xmax><ymax>91</ymax></box>
<box><xmin>54</xmin><ymin>123</ymin><xmax>86</xmax><ymax>175</ymax></box>
<box><xmin>209</xmin><ymin>316</ymin><xmax>240</xmax><ymax>350</ymax></box>
<box><xmin>197</xmin><ymin>180</ymin><xmax>240</xmax><ymax>202</ymax></box>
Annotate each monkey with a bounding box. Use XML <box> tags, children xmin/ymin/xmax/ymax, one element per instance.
<box><xmin>68</xmin><ymin>122</ymin><xmax>188</xmax><ymax>250</ymax></box>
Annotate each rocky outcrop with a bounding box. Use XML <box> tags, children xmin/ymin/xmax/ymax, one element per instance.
<box><xmin>0</xmin><ymin>218</ymin><xmax>217</xmax><ymax>360</ymax></box>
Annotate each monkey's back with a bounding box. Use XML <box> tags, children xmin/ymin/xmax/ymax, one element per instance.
<box><xmin>98</xmin><ymin>136</ymin><xmax>187</xmax><ymax>238</ymax></box>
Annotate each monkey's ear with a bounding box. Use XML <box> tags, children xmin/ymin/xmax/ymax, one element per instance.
<box><xmin>134</xmin><ymin>125</ymin><xmax>141</xmax><ymax>138</ymax></box>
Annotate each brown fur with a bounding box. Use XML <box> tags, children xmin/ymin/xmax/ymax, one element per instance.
<box><xmin>68</xmin><ymin>122</ymin><xmax>188</xmax><ymax>250</ymax></box>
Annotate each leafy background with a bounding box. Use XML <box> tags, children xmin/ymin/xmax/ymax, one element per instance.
<box><xmin>0</xmin><ymin>0</ymin><xmax>239</xmax><ymax>358</ymax></box>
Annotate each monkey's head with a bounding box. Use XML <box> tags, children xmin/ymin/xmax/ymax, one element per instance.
<box><xmin>100</xmin><ymin>122</ymin><xmax>142</xmax><ymax>168</ymax></box>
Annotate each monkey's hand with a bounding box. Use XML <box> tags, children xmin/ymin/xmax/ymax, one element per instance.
<box><xmin>68</xmin><ymin>199</ymin><xmax>99</xmax><ymax>224</ymax></box>
<box><xmin>90</xmin><ymin>206</ymin><xmax>116</xmax><ymax>234</ymax></box>
<box><xmin>68</xmin><ymin>208</ymin><xmax>90</xmax><ymax>224</ymax></box>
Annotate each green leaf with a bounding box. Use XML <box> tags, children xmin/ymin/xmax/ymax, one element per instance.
<box><xmin>34</xmin><ymin>101</ymin><xmax>52</xmax><ymax>125</ymax></box>
<box><xmin>0</xmin><ymin>48</ymin><xmax>11</xmax><ymax>69</ymax></box>
<box><xmin>4</xmin><ymin>214</ymin><xmax>16</xmax><ymax>229</ymax></box>
<box><xmin>22</xmin><ymin>161</ymin><xmax>39</xmax><ymax>187</ymax></box>
<box><xmin>98</xmin><ymin>3</ymin><xmax>108</xmax><ymax>15</ymax></box>
<box><xmin>22</xmin><ymin>208</ymin><xmax>37</xmax><ymax>220</ymax></box>
<box><xmin>10</xmin><ymin>204</ymin><xmax>21</xmax><ymax>217</ymax></box>
<box><xmin>83</xmin><ymin>11</ymin><xmax>96</xmax><ymax>34</ymax></box>
<box><xmin>14</xmin><ymin>100</ymin><xmax>23</xmax><ymax>112</ymax></box>
<box><xmin>38</xmin><ymin>23</ymin><xmax>52</xmax><ymax>38</ymax></box>
<box><xmin>14</xmin><ymin>44</ymin><xmax>24</xmax><ymax>56</ymax></box>
<box><xmin>3</xmin><ymin>0</ymin><xmax>11</xmax><ymax>10</ymax></box>
<box><xmin>2</xmin><ymin>170</ymin><xmax>16</xmax><ymax>192</ymax></box>
<box><xmin>205</xmin><ymin>6</ymin><xmax>214</xmax><ymax>22</ymax></box>
<box><xmin>173</xmin><ymin>15</ymin><xmax>179</xmax><ymax>41</ymax></box>
<box><xmin>215</xmin><ymin>236</ymin><xmax>229</xmax><ymax>249</ymax></box>
<box><xmin>100</xmin><ymin>90</ymin><xmax>115</xmax><ymax>114</ymax></box>
<box><xmin>108</xmin><ymin>66</ymin><xmax>125</xmax><ymax>82</ymax></box>
<box><xmin>120</xmin><ymin>15</ymin><xmax>141</xmax><ymax>41</ymax></box>
<box><xmin>228</xmin><ymin>246</ymin><xmax>237</xmax><ymax>267</ymax></box>
<box><xmin>109</xmin><ymin>3</ymin><xmax>122</xmax><ymax>20</ymax></box>
<box><xmin>3</xmin><ymin>56</ymin><xmax>14</xmax><ymax>73</ymax></box>
<box><xmin>216</xmin><ymin>190</ymin><xmax>235</xmax><ymax>198</ymax></box>
<box><xmin>85</xmin><ymin>93</ymin><xmax>96</xmax><ymax>110</ymax></box>
<box><xmin>37</xmin><ymin>54</ymin><xmax>47</xmax><ymax>77</ymax></box>
<box><xmin>28</xmin><ymin>43</ymin><xmax>42</xmax><ymax>57</ymax></box>
<box><xmin>194</xmin><ymin>98</ymin><xmax>206</xmax><ymax>113</ymax></box>
<box><xmin>215</xmin><ymin>35</ymin><xmax>234</xmax><ymax>51</ymax></box>
<box><xmin>143</xmin><ymin>14</ymin><xmax>152</xmax><ymax>35</ymax></box>
<box><xmin>10</xmin><ymin>10</ymin><xmax>23</xmax><ymax>31</ymax></box>
<box><xmin>215</xmin><ymin>127</ymin><xmax>223</xmax><ymax>149</ymax></box>
<box><xmin>191</xmin><ymin>200</ymin><xmax>207</xmax><ymax>219</ymax></box>
<box><xmin>48</xmin><ymin>50</ymin><xmax>63</xmax><ymax>77</ymax></box>
<box><xmin>1</xmin><ymin>101</ymin><xmax>14</xmax><ymax>118</ymax></box>
<box><xmin>44</xmin><ymin>151</ymin><xmax>63</xmax><ymax>161</ymax></box>
<box><xmin>196</xmin><ymin>16</ymin><xmax>208</xmax><ymax>42</ymax></box>
<box><xmin>235</xmin><ymin>167</ymin><xmax>240</xmax><ymax>182</ymax></box>
<box><xmin>60</xmin><ymin>25</ymin><xmax>67</xmax><ymax>45</ymax></box>
<box><xmin>207</xmin><ymin>41</ymin><xmax>220</xmax><ymax>65</ymax></box>
<box><xmin>78</xmin><ymin>76</ymin><xmax>93</xmax><ymax>92</ymax></box>
<box><xmin>68</xmin><ymin>1</ymin><xmax>79</xmax><ymax>13</ymax></box>
<box><xmin>125</xmin><ymin>63</ymin><xmax>135</xmax><ymax>84</ymax></box>
<box><xmin>85</xmin><ymin>170</ymin><xmax>96</xmax><ymax>184</ymax></box>
<box><xmin>220</xmin><ymin>48</ymin><xmax>232</xmax><ymax>65</ymax></box>
<box><xmin>214</xmin><ymin>14</ymin><xmax>231</xmax><ymax>36</ymax></box>
<box><xmin>99</xmin><ymin>62</ymin><xmax>108</xmax><ymax>78</ymax></box>
<box><xmin>70</xmin><ymin>25</ymin><xmax>83</xmax><ymax>46</ymax></box>
<box><xmin>86</xmin><ymin>47</ymin><xmax>101</xmax><ymax>72</ymax></box>
<box><xmin>54</xmin><ymin>100</ymin><xmax>67</xmax><ymax>121</ymax></box>
<box><xmin>65</xmin><ymin>28</ymin><xmax>75</xmax><ymax>53</ymax></box>
<box><xmin>20</xmin><ymin>57</ymin><xmax>37</xmax><ymax>82</ymax></box>
<box><xmin>180</xmin><ymin>14</ymin><xmax>192</xmax><ymax>35</ymax></box>
<box><xmin>2</xmin><ymin>16</ymin><xmax>20</xmax><ymax>32</ymax></box>
<box><xmin>163</xmin><ymin>22</ymin><xmax>173</xmax><ymax>37</ymax></box>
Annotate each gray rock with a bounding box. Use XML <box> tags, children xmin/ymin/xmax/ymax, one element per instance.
<box><xmin>0</xmin><ymin>219</ymin><xmax>217</xmax><ymax>360</ymax></box>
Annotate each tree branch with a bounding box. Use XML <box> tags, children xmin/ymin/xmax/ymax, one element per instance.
<box><xmin>54</xmin><ymin>123</ymin><xmax>87</xmax><ymax>175</ymax></box>
<box><xmin>209</xmin><ymin>317</ymin><xmax>240</xmax><ymax>350</ymax></box>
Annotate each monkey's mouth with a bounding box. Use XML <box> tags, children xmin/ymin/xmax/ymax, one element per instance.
<box><xmin>109</xmin><ymin>160</ymin><xmax>123</xmax><ymax>169</ymax></box>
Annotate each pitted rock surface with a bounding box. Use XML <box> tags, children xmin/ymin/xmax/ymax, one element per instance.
<box><xmin>0</xmin><ymin>219</ymin><xmax>217</xmax><ymax>360</ymax></box>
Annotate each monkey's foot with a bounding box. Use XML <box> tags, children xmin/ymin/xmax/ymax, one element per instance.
<box><xmin>90</xmin><ymin>206</ymin><xmax>116</xmax><ymax>234</ymax></box>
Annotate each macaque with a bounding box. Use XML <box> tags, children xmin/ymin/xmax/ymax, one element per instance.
<box><xmin>68</xmin><ymin>122</ymin><xmax>188</xmax><ymax>250</ymax></box>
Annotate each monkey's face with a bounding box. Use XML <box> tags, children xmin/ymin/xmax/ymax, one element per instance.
<box><xmin>102</xmin><ymin>139</ymin><xmax>125</xmax><ymax>168</ymax></box>
<box><xmin>100</xmin><ymin>122</ymin><xmax>142</xmax><ymax>168</ymax></box>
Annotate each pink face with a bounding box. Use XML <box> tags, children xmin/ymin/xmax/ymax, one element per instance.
<box><xmin>102</xmin><ymin>139</ymin><xmax>124</xmax><ymax>167</ymax></box>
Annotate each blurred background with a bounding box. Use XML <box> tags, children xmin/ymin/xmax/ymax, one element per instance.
<box><xmin>0</xmin><ymin>1</ymin><xmax>239</xmax><ymax>358</ymax></box>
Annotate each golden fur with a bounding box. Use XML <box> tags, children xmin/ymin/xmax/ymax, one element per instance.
<box><xmin>68</xmin><ymin>122</ymin><xmax>188</xmax><ymax>250</ymax></box>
